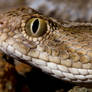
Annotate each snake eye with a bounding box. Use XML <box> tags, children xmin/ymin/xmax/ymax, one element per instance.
<box><xmin>26</xmin><ymin>18</ymin><xmax>47</xmax><ymax>37</ymax></box>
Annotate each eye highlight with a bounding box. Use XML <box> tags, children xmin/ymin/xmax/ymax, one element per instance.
<box><xmin>26</xmin><ymin>18</ymin><xmax>47</xmax><ymax>37</ymax></box>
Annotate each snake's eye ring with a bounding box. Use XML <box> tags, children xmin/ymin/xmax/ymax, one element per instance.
<box><xmin>26</xmin><ymin>18</ymin><xmax>47</xmax><ymax>37</ymax></box>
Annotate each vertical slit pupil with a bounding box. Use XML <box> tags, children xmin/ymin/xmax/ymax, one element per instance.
<box><xmin>32</xmin><ymin>19</ymin><xmax>39</xmax><ymax>33</ymax></box>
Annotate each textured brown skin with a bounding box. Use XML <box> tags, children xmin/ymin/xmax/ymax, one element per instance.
<box><xmin>1</xmin><ymin>7</ymin><xmax>92</xmax><ymax>84</ymax></box>
<box><xmin>0</xmin><ymin>7</ymin><xmax>92</xmax><ymax>68</ymax></box>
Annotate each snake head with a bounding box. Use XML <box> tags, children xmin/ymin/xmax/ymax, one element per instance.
<box><xmin>1</xmin><ymin>7</ymin><xmax>92</xmax><ymax>83</ymax></box>
<box><xmin>0</xmin><ymin>7</ymin><xmax>61</xmax><ymax>64</ymax></box>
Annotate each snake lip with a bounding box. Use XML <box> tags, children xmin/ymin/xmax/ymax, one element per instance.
<box><xmin>2</xmin><ymin>42</ymin><xmax>92</xmax><ymax>83</ymax></box>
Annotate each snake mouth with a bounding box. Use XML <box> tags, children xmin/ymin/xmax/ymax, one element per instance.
<box><xmin>0</xmin><ymin>39</ymin><xmax>92</xmax><ymax>83</ymax></box>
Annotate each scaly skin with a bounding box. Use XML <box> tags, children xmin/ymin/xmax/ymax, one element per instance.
<box><xmin>1</xmin><ymin>7</ymin><xmax>92</xmax><ymax>83</ymax></box>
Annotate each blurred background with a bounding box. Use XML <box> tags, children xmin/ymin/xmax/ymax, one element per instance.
<box><xmin>0</xmin><ymin>0</ymin><xmax>92</xmax><ymax>22</ymax></box>
<box><xmin>0</xmin><ymin>0</ymin><xmax>25</xmax><ymax>9</ymax></box>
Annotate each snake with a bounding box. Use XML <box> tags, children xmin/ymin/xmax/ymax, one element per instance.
<box><xmin>1</xmin><ymin>7</ymin><xmax>92</xmax><ymax>84</ymax></box>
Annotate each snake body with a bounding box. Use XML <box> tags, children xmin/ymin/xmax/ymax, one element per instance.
<box><xmin>1</xmin><ymin>7</ymin><xmax>92</xmax><ymax>83</ymax></box>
